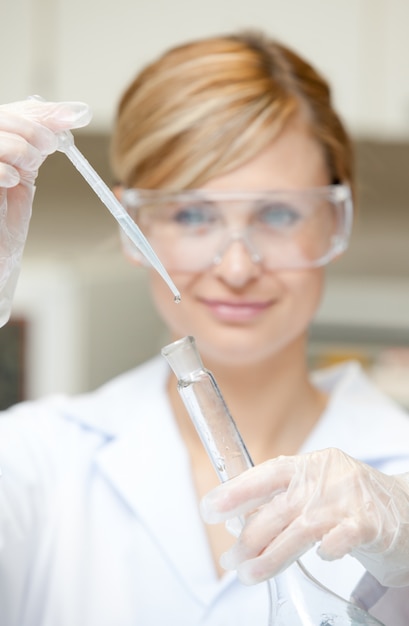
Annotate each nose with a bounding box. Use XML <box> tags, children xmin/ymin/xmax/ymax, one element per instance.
<box><xmin>211</xmin><ymin>235</ymin><xmax>262</xmax><ymax>288</ymax></box>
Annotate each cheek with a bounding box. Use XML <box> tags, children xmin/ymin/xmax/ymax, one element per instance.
<box><xmin>285</xmin><ymin>269</ymin><xmax>325</xmax><ymax>327</ymax></box>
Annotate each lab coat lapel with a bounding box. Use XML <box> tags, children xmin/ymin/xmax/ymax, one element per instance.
<box><xmin>93</xmin><ymin>372</ymin><xmax>220</xmax><ymax>604</ymax></box>
<box><xmin>305</xmin><ymin>361</ymin><xmax>409</xmax><ymax>465</ymax></box>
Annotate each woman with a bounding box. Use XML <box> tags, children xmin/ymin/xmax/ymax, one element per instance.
<box><xmin>0</xmin><ymin>31</ymin><xmax>408</xmax><ymax>626</ymax></box>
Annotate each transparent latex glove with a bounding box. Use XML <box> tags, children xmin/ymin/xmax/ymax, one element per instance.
<box><xmin>0</xmin><ymin>98</ymin><xmax>92</xmax><ymax>326</ymax></box>
<box><xmin>201</xmin><ymin>447</ymin><xmax>409</xmax><ymax>587</ymax></box>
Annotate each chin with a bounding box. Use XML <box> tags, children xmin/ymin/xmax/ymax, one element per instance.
<box><xmin>195</xmin><ymin>335</ymin><xmax>280</xmax><ymax>368</ymax></box>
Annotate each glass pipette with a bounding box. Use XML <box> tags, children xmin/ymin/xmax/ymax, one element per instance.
<box><xmin>56</xmin><ymin>129</ymin><xmax>180</xmax><ymax>302</ymax></box>
<box><xmin>28</xmin><ymin>93</ymin><xmax>179</xmax><ymax>302</ymax></box>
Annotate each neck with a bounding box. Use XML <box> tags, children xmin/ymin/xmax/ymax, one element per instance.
<box><xmin>167</xmin><ymin>336</ymin><xmax>327</xmax><ymax>464</ymax></box>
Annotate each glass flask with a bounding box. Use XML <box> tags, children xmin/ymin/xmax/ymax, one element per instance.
<box><xmin>161</xmin><ymin>335</ymin><xmax>385</xmax><ymax>626</ymax></box>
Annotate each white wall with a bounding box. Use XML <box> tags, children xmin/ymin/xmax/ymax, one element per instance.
<box><xmin>1</xmin><ymin>0</ymin><xmax>409</xmax><ymax>138</ymax></box>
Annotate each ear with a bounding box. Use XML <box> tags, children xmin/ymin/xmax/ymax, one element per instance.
<box><xmin>113</xmin><ymin>185</ymin><xmax>145</xmax><ymax>266</ymax></box>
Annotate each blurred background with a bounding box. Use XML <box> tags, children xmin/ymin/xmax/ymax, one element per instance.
<box><xmin>0</xmin><ymin>0</ymin><xmax>408</xmax><ymax>409</ymax></box>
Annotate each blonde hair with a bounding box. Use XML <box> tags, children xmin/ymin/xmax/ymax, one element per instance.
<box><xmin>110</xmin><ymin>31</ymin><xmax>354</xmax><ymax>192</ymax></box>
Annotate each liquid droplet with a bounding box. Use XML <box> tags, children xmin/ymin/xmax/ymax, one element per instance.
<box><xmin>174</xmin><ymin>294</ymin><xmax>181</xmax><ymax>304</ymax></box>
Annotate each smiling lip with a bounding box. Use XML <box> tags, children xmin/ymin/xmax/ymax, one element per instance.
<box><xmin>200</xmin><ymin>298</ymin><xmax>273</xmax><ymax>322</ymax></box>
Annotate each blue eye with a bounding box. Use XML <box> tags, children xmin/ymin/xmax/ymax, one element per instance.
<box><xmin>257</xmin><ymin>203</ymin><xmax>301</xmax><ymax>230</ymax></box>
<box><xmin>172</xmin><ymin>204</ymin><xmax>218</xmax><ymax>228</ymax></box>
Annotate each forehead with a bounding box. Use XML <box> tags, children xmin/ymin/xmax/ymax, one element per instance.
<box><xmin>201</xmin><ymin>118</ymin><xmax>329</xmax><ymax>192</ymax></box>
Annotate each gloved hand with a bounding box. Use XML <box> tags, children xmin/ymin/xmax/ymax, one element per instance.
<box><xmin>201</xmin><ymin>447</ymin><xmax>409</xmax><ymax>587</ymax></box>
<box><xmin>0</xmin><ymin>98</ymin><xmax>92</xmax><ymax>326</ymax></box>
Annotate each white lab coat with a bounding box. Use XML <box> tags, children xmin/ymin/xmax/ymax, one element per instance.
<box><xmin>0</xmin><ymin>357</ymin><xmax>408</xmax><ymax>626</ymax></box>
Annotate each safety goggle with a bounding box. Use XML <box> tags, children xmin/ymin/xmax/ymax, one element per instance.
<box><xmin>120</xmin><ymin>184</ymin><xmax>353</xmax><ymax>272</ymax></box>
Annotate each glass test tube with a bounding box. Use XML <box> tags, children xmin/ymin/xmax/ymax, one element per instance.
<box><xmin>162</xmin><ymin>336</ymin><xmax>385</xmax><ymax>626</ymax></box>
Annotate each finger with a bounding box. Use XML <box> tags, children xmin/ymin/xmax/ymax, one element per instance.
<box><xmin>0</xmin><ymin>115</ymin><xmax>58</xmax><ymax>156</ymax></box>
<box><xmin>221</xmin><ymin>492</ymin><xmax>298</xmax><ymax>567</ymax></box>
<box><xmin>228</xmin><ymin>508</ymin><xmax>340</xmax><ymax>584</ymax></box>
<box><xmin>235</xmin><ymin>523</ymin><xmax>319</xmax><ymax>585</ymax></box>
<box><xmin>201</xmin><ymin>456</ymin><xmax>295</xmax><ymax>522</ymax></box>
<box><xmin>0</xmin><ymin>132</ymin><xmax>47</xmax><ymax>173</ymax></box>
<box><xmin>0</xmin><ymin>163</ymin><xmax>20</xmax><ymax>188</ymax></box>
<box><xmin>318</xmin><ymin>516</ymin><xmax>377</xmax><ymax>561</ymax></box>
<box><xmin>234</xmin><ymin>536</ymin><xmax>314</xmax><ymax>585</ymax></box>
<box><xmin>0</xmin><ymin>100</ymin><xmax>92</xmax><ymax>131</ymax></box>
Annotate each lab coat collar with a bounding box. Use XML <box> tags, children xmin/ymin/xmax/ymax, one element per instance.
<box><xmin>304</xmin><ymin>360</ymin><xmax>409</xmax><ymax>466</ymax></box>
<box><xmin>58</xmin><ymin>357</ymin><xmax>172</xmax><ymax>438</ymax></box>
<box><xmin>63</xmin><ymin>357</ymin><xmax>409</xmax><ymax>462</ymax></box>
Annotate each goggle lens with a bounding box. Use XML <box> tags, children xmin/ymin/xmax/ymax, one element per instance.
<box><xmin>121</xmin><ymin>185</ymin><xmax>353</xmax><ymax>271</ymax></box>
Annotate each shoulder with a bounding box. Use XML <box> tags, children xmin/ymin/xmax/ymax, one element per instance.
<box><xmin>0</xmin><ymin>356</ymin><xmax>172</xmax><ymax>495</ymax></box>
<box><xmin>311</xmin><ymin>360</ymin><xmax>408</xmax><ymax>417</ymax></box>
<box><xmin>307</xmin><ymin>361</ymin><xmax>409</xmax><ymax>471</ymax></box>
